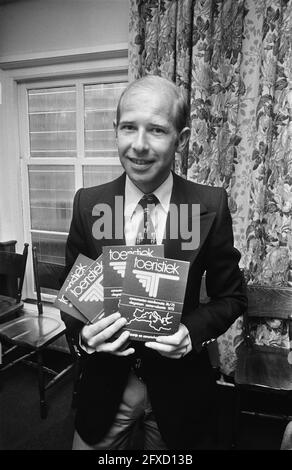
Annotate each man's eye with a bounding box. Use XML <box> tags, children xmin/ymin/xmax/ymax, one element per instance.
<box><xmin>151</xmin><ymin>127</ymin><xmax>165</xmax><ymax>135</ymax></box>
<box><xmin>120</xmin><ymin>125</ymin><xmax>135</xmax><ymax>132</ymax></box>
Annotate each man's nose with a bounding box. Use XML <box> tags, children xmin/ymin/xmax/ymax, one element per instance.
<box><xmin>132</xmin><ymin>128</ymin><xmax>149</xmax><ymax>152</ymax></box>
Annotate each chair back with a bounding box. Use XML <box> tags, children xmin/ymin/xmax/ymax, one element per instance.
<box><xmin>0</xmin><ymin>243</ymin><xmax>29</xmax><ymax>302</ymax></box>
<box><xmin>242</xmin><ymin>285</ymin><xmax>292</xmax><ymax>352</ymax></box>
<box><xmin>32</xmin><ymin>246</ymin><xmax>65</xmax><ymax>315</ymax></box>
<box><xmin>247</xmin><ymin>285</ymin><xmax>292</xmax><ymax>319</ymax></box>
<box><xmin>234</xmin><ymin>284</ymin><xmax>292</xmax><ymax>431</ymax></box>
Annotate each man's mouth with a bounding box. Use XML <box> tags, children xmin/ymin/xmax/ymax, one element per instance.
<box><xmin>130</xmin><ymin>158</ymin><xmax>153</xmax><ymax>166</ymax></box>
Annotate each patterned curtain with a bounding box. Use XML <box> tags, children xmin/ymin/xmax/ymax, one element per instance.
<box><xmin>129</xmin><ymin>0</ymin><xmax>292</xmax><ymax>375</ymax></box>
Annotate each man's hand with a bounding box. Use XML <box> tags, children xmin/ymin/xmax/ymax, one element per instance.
<box><xmin>80</xmin><ymin>312</ymin><xmax>134</xmax><ymax>356</ymax></box>
<box><xmin>145</xmin><ymin>323</ymin><xmax>192</xmax><ymax>359</ymax></box>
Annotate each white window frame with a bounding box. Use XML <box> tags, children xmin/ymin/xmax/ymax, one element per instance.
<box><xmin>0</xmin><ymin>44</ymin><xmax>128</xmax><ymax>301</ymax></box>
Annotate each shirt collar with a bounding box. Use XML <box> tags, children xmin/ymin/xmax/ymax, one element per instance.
<box><xmin>124</xmin><ymin>172</ymin><xmax>173</xmax><ymax>219</ymax></box>
<box><xmin>153</xmin><ymin>172</ymin><xmax>173</xmax><ymax>213</ymax></box>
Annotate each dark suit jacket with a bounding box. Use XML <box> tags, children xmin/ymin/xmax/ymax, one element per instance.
<box><xmin>62</xmin><ymin>172</ymin><xmax>246</xmax><ymax>449</ymax></box>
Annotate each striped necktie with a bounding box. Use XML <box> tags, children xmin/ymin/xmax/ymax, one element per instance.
<box><xmin>136</xmin><ymin>194</ymin><xmax>159</xmax><ymax>245</ymax></box>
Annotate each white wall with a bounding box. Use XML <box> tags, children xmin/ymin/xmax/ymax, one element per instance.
<box><xmin>0</xmin><ymin>0</ymin><xmax>129</xmax><ymax>58</ymax></box>
<box><xmin>0</xmin><ymin>69</ymin><xmax>22</xmax><ymax>242</ymax></box>
<box><xmin>0</xmin><ymin>0</ymin><xmax>129</xmax><ymax>245</ymax></box>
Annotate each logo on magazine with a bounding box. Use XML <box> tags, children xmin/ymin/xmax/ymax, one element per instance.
<box><xmin>69</xmin><ymin>262</ymin><xmax>103</xmax><ymax>298</ymax></box>
<box><xmin>66</xmin><ymin>262</ymin><xmax>88</xmax><ymax>290</ymax></box>
<box><xmin>59</xmin><ymin>294</ymin><xmax>70</xmax><ymax>305</ymax></box>
<box><xmin>133</xmin><ymin>257</ymin><xmax>180</xmax><ymax>275</ymax></box>
<box><xmin>108</xmin><ymin>247</ymin><xmax>155</xmax><ymax>261</ymax></box>
<box><xmin>109</xmin><ymin>261</ymin><xmax>126</xmax><ymax>278</ymax></box>
<box><xmin>79</xmin><ymin>275</ymin><xmax>104</xmax><ymax>302</ymax></box>
<box><xmin>133</xmin><ymin>270</ymin><xmax>179</xmax><ymax>297</ymax></box>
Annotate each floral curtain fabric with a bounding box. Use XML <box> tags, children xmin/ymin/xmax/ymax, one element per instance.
<box><xmin>129</xmin><ymin>0</ymin><xmax>292</xmax><ymax>375</ymax></box>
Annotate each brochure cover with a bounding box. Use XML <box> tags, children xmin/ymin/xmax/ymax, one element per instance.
<box><xmin>63</xmin><ymin>254</ymin><xmax>105</xmax><ymax>324</ymax></box>
<box><xmin>54</xmin><ymin>253</ymin><xmax>95</xmax><ymax>324</ymax></box>
<box><xmin>119</xmin><ymin>254</ymin><xmax>189</xmax><ymax>341</ymax></box>
<box><xmin>102</xmin><ymin>245</ymin><xmax>164</xmax><ymax>317</ymax></box>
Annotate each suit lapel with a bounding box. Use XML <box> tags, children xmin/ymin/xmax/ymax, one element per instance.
<box><xmin>163</xmin><ymin>173</ymin><xmax>216</xmax><ymax>264</ymax></box>
<box><xmin>91</xmin><ymin>173</ymin><xmax>127</xmax><ymax>254</ymax></box>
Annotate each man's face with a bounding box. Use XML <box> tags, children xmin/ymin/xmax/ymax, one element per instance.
<box><xmin>115</xmin><ymin>87</ymin><xmax>180</xmax><ymax>194</ymax></box>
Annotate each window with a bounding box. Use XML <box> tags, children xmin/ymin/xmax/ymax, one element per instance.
<box><xmin>19</xmin><ymin>78</ymin><xmax>127</xmax><ymax>297</ymax></box>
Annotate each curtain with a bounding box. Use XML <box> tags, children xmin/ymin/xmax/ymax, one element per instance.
<box><xmin>129</xmin><ymin>0</ymin><xmax>292</xmax><ymax>375</ymax></box>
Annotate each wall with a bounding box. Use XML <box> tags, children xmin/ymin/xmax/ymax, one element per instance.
<box><xmin>0</xmin><ymin>69</ymin><xmax>22</xmax><ymax>242</ymax></box>
<box><xmin>0</xmin><ymin>0</ymin><xmax>129</xmax><ymax>58</ymax></box>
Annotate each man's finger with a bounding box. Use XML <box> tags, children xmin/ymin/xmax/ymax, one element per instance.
<box><xmin>155</xmin><ymin>324</ymin><xmax>189</xmax><ymax>344</ymax></box>
<box><xmin>87</xmin><ymin>317</ymin><xmax>127</xmax><ymax>348</ymax></box>
<box><xmin>145</xmin><ymin>341</ymin><xmax>187</xmax><ymax>353</ymax></box>
<box><xmin>114</xmin><ymin>348</ymin><xmax>136</xmax><ymax>357</ymax></box>
<box><xmin>146</xmin><ymin>334</ymin><xmax>189</xmax><ymax>350</ymax></box>
<box><xmin>82</xmin><ymin>312</ymin><xmax>121</xmax><ymax>340</ymax></box>
<box><xmin>96</xmin><ymin>330</ymin><xmax>132</xmax><ymax>353</ymax></box>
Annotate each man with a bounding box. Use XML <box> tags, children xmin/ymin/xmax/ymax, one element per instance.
<box><xmin>62</xmin><ymin>75</ymin><xmax>246</xmax><ymax>450</ymax></box>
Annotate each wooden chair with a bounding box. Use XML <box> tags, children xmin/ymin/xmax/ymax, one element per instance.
<box><xmin>0</xmin><ymin>246</ymin><xmax>77</xmax><ymax>418</ymax></box>
<box><xmin>0</xmin><ymin>243</ymin><xmax>29</xmax><ymax>324</ymax></box>
<box><xmin>33</xmin><ymin>253</ymin><xmax>83</xmax><ymax>410</ymax></box>
<box><xmin>234</xmin><ymin>285</ymin><xmax>292</xmax><ymax>441</ymax></box>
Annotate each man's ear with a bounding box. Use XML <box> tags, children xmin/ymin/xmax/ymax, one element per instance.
<box><xmin>177</xmin><ymin>127</ymin><xmax>190</xmax><ymax>153</ymax></box>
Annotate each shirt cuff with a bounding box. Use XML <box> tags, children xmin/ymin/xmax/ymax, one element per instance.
<box><xmin>202</xmin><ymin>338</ymin><xmax>216</xmax><ymax>347</ymax></box>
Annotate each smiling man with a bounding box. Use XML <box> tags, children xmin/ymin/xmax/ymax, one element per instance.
<box><xmin>62</xmin><ymin>75</ymin><xmax>246</xmax><ymax>450</ymax></box>
<box><xmin>115</xmin><ymin>77</ymin><xmax>189</xmax><ymax>194</ymax></box>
